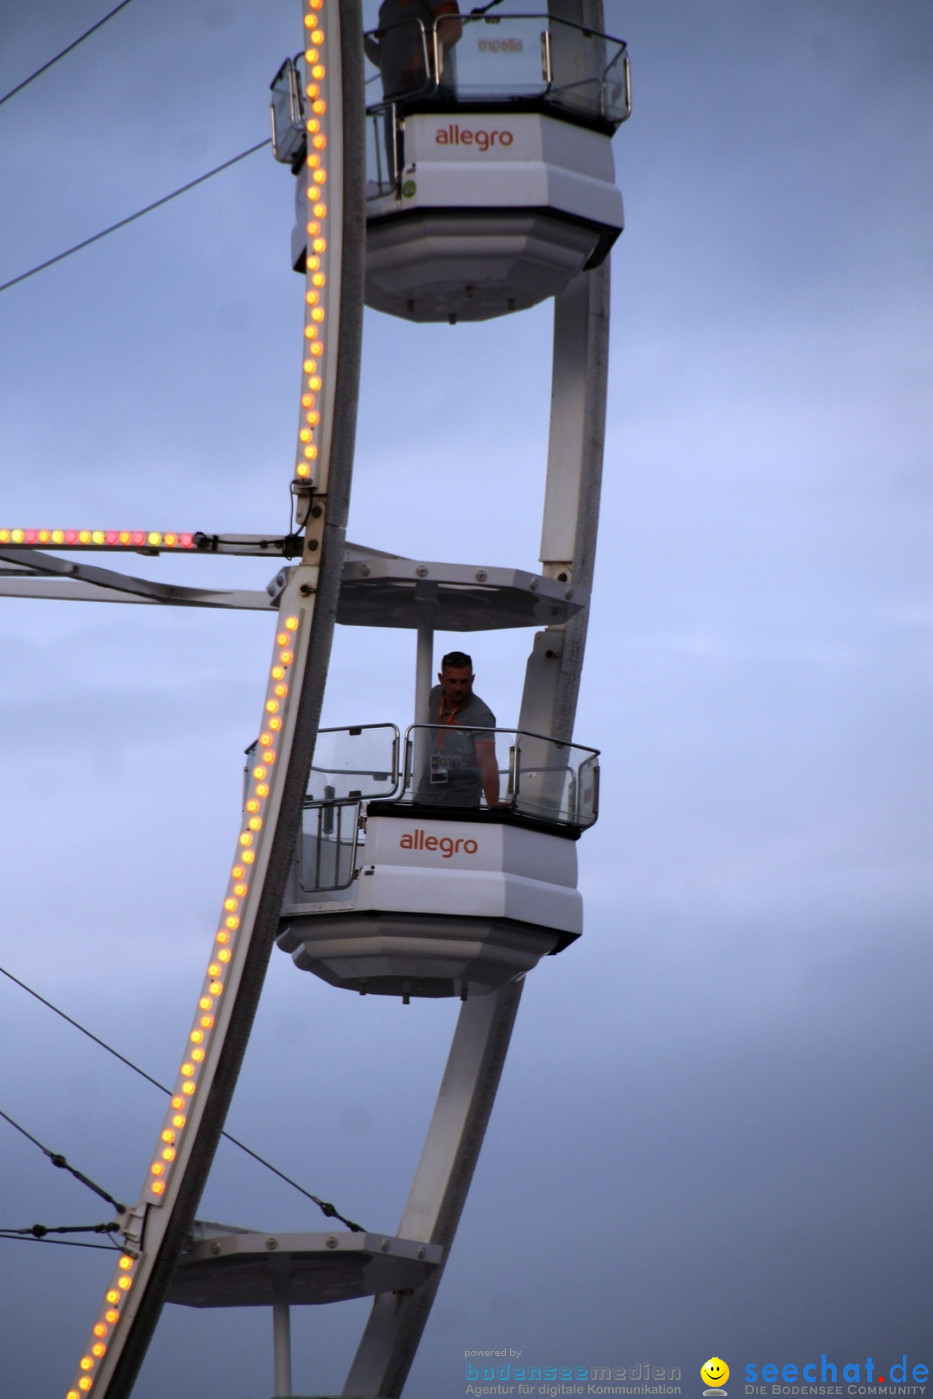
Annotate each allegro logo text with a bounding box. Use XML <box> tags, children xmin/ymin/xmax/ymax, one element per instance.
<box><xmin>400</xmin><ymin>830</ymin><xmax>479</xmax><ymax>858</ymax></box>
<box><xmin>434</xmin><ymin>124</ymin><xmax>514</xmax><ymax>152</ymax></box>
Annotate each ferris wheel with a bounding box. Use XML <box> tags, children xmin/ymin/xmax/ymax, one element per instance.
<box><xmin>0</xmin><ymin>3</ymin><xmax>629</xmax><ymax>1395</ymax></box>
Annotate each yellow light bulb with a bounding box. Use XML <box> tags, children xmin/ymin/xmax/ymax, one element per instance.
<box><xmin>106</xmin><ymin>1290</ymin><xmax>120</xmax><ymax>1305</ymax></box>
<box><xmin>296</xmin><ymin>464</ymin><xmax>311</xmax><ymax>478</ymax></box>
<box><xmin>162</xmin><ymin>1147</ymin><xmax>176</xmax><ymax>1161</ymax></box>
<box><xmin>218</xmin><ymin>948</ymin><xmax>231</xmax><ymax>963</ymax></box>
<box><xmin>173</xmin><ymin>1111</ymin><xmax>187</xmax><ymax>1126</ymax></box>
<box><xmin>182</xmin><ymin>1081</ymin><xmax>196</xmax><ymax>1096</ymax></box>
<box><xmin>93</xmin><ymin>1324</ymin><xmax>107</xmax><ymax>1338</ymax></box>
<box><xmin>105</xmin><ymin>1309</ymin><xmax>119</xmax><ymax>1323</ymax></box>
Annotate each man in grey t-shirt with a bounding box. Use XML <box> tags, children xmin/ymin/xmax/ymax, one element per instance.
<box><xmin>419</xmin><ymin>650</ymin><xmax>502</xmax><ymax>808</ymax></box>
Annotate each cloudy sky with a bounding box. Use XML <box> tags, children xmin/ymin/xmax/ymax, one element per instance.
<box><xmin>0</xmin><ymin>2</ymin><xmax>930</xmax><ymax>1396</ymax></box>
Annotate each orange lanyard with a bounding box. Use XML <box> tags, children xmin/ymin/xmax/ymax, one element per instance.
<box><xmin>436</xmin><ymin>694</ymin><xmax>465</xmax><ymax>748</ymax></box>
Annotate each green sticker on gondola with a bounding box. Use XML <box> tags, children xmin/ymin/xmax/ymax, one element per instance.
<box><xmin>402</xmin><ymin>179</ymin><xmax>417</xmax><ymax>198</ymax></box>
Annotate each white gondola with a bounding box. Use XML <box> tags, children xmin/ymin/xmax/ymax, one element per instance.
<box><xmin>276</xmin><ymin>719</ymin><xmax>599</xmax><ymax>999</ymax></box>
<box><xmin>273</xmin><ymin>9</ymin><xmax>630</xmax><ymax>321</ymax></box>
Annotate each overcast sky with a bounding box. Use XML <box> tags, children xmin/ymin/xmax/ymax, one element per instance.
<box><xmin>0</xmin><ymin>2</ymin><xmax>931</xmax><ymax>1397</ymax></box>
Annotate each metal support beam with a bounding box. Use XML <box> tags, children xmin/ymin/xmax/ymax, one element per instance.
<box><xmin>521</xmin><ymin>258</ymin><xmax>611</xmax><ymax>743</ymax></box>
<box><xmin>342</xmin><ymin>979</ymin><xmax>524</xmax><ymax>1398</ymax></box>
<box><xmin>0</xmin><ymin>548</ymin><xmax>275</xmax><ymax>610</ymax></box>
<box><xmin>273</xmin><ymin>1276</ymin><xmax>293</xmax><ymax>1397</ymax></box>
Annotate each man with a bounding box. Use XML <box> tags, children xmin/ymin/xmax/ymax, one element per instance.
<box><xmin>420</xmin><ymin>651</ymin><xmax>502</xmax><ymax>808</ymax></box>
<box><xmin>368</xmin><ymin>0</ymin><xmax>463</xmax><ymax>102</ymax></box>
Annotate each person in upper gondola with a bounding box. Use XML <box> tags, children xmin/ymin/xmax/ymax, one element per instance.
<box><xmin>366</xmin><ymin>0</ymin><xmax>463</xmax><ymax>102</ymax></box>
<box><xmin>419</xmin><ymin>651</ymin><xmax>504</xmax><ymax>809</ymax></box>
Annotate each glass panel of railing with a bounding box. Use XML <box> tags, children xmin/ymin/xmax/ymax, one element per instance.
<box><xmin>547</xmin><ymin>21</ymin><xmax>628</xmax><ymax>125</ymax></box>
<box><xmin>363</xmin><ymin>107</ymin><xmax>397</xmax><ymax>200</ymax></box>
<box><xmin>405</xmin><ymin>722</ymin><xmax>502</xmax><ymax>809</ymax></box>
<box><xmin>402</xmin><ymin>726</ymin><xmax>599</xmax><ymax>829</ymax></box>
<box><xmin>453</xmin><ymin>16</ymin><xmax>549</xmax><ymax>99</ymax></box>
<box><xmin>364</xmin><ymin>18</ymin><xmax>436</xmax><ymax>104</ymax></box>
<box><xmin>364</xmin><ymin>15</ymin><xmax>629</xmax><ymax>128</ymax></box>
<box><xmin>306</xmin><ymin>724</ymin><xmax>400</xmax><ymax>803</ymax></box>
<box><xmin>269</xmin><ymin>57</ymin><xmax>306</xmax><ymax>165</ymax></box>
<box><xmin>298</xmin><ymin>799</ymin><xmax>360</xmax><ymax>894</ymax></box>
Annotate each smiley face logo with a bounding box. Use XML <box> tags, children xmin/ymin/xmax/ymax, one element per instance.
<box><xmin>701</xmin><ymin>1358</ymin><xmax>730</xmax><ymax>1388</ymax></box>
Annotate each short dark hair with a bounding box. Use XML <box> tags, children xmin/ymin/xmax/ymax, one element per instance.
<box><xmin>441</xmin><ymin>650</ymin><xmax>472</xmax><ymax>670</ymax></box>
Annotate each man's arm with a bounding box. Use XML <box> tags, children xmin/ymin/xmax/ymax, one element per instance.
<box><xmin>476</xmin><ymin>739</ymin><xmax>502</xmax><ymax>809</ymax></box>
<box><xmin>435</xmin><ymin>1</ymin><xmax>463</xmax><ymax>48</ymax></box>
